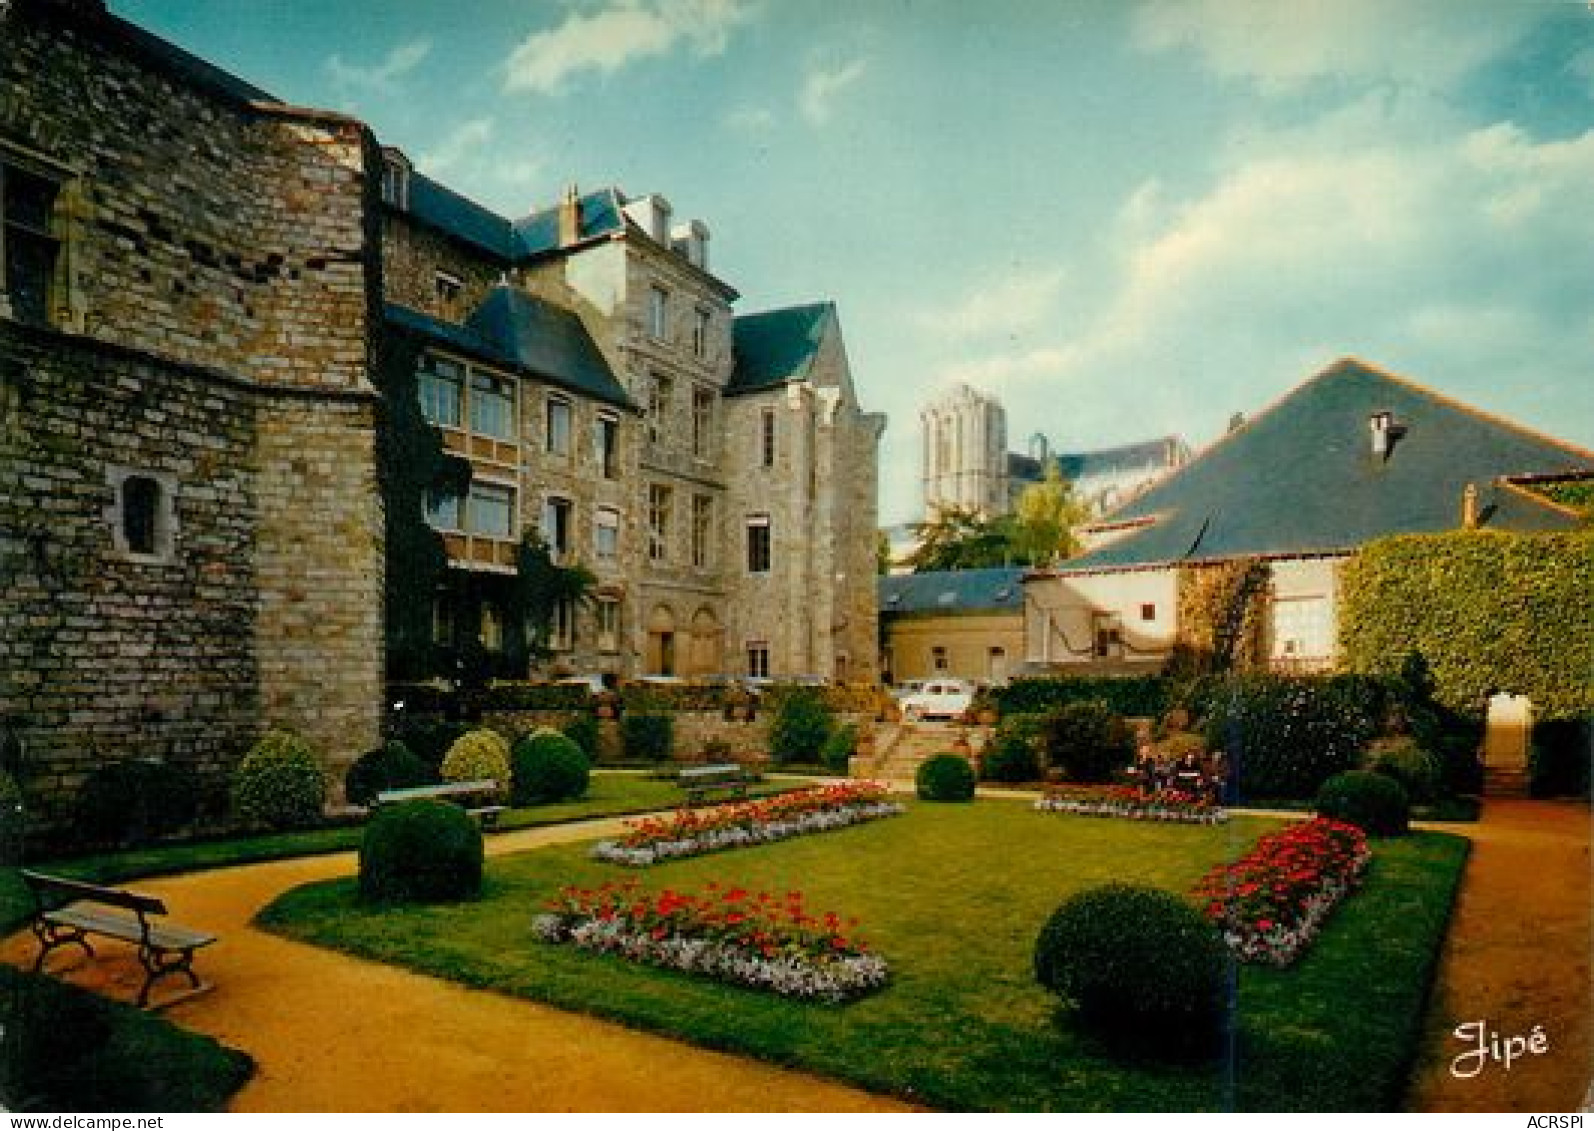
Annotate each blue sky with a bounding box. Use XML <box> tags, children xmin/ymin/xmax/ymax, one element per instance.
<box><xmin>116</xmin><ymin>0</ymin><xmax>1594</xmax><ymax>526</ymax></box>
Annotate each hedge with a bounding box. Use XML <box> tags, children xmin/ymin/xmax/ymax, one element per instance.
<box><xmin>1340</xmin><ymin>531</ymin><xmax>1592</xmax><ymax>721</ymax></box>
<box><xmin>992</xmin><ymin>675</ymin><xmax>1169</xmax><ymax>720</ymax></box>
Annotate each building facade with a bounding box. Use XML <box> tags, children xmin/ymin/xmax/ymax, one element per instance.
<box><xmin>0</xmin><ymin>0</ymin><xmax>884</xmax><ymax>832</ymax></box>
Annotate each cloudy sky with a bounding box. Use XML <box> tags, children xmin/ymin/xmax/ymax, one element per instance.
<box><xmin>118</xmin><ymin>0</ymin><xmax>1594</xmax><ymax>525</ymax></box>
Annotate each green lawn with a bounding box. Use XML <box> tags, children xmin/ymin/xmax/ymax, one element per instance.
<box><xmin>258</xmin><ymin>799</ymin><xmax>1469</xmax><ymax>1111</ymax></box>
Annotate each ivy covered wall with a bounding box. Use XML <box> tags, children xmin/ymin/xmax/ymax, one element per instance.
<box><xmin>1339</xmin><ymin>531</ymin><xmax>1593</xmax><ymax>720</ymax></box>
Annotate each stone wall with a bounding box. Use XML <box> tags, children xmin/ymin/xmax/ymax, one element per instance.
<box><xmin>0</xmin><ymin>1</ymin><xmax>385</xmax><ymax>831</ymax></box>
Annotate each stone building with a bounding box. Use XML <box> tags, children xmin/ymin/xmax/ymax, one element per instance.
<box><xmin>0</xmin><ymin>0</ymin><xmax>385</xmax><ymax>827</ymax></box>
<box><xmin>0</xmin><ymin>0</ymin><xmax>884</xmax><ymax>829</ymax></box>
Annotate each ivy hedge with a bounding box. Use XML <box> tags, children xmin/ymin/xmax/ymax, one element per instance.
<box><xmin>1339</xmin><ymin>531</ymin><xmax>1593</xmax><ymax>721</ymax></box>
<box><xmin>992</xmin><ymin>675</ymin><xmax>1170</xmax><ymax>719</ymax></box>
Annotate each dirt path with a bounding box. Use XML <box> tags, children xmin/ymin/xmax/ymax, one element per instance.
<box><xmin>1406</xmin><ymin>800</ymin><xmax>1591</xmax><ymax>1112</ymax></box>
<box><xmin>2</xmin><ymin>818</ymin><xmax>915</xmax><ymax>1113</ymax></box>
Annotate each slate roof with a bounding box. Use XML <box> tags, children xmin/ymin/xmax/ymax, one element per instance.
<box><xmin>406</xmin><ymin>174</ymin><xmax>521</xmax><ymax>261</ymax></box>
<box><xmin>729</xmin><ymin>303</ymin><xmax>835</xmax><ymax>395</ymax></box>
<box><xmin>385</xmin><ymin>290</ymin><xmax>633</xmax><ymax>410</ymax></box>
<box><xmin>512</xmin><ymin>188</ymin><xmax>628</xmax><ymax>257</ymax></box>
<box><xmin>1055</xmin><ymin>358</ymin><xmax>1593</xmax><ymax>574</ymax></box>
<box><xmin>1009</xmin><ymin>437</ymin><xmax>1187</xmax><ymax>483</ymax></box>
<box><xmin>879</xmin><ymin>568</ymin><xmax>1027</xmax><ymax>617</ymax></box>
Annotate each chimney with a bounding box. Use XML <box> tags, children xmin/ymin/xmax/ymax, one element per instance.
<box><xmin>1462</xmin><ymin>482</ymin><xmax>1480</xmax><ymax>529</ymax></box>
<box><xmin>557</xmin><ymin>184</ymin><xmax>582</xmax><ymax>247</ymax></box>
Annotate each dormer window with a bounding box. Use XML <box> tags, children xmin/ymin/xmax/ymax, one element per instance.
<box><xmin>380</xmin><ymin>149</ymin><xmax>411</xmax><ymax>210</ymax></box>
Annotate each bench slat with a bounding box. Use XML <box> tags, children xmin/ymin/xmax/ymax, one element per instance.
<box><xmin>45</xmin><ymin>906</ymin><xmax>215</xmax><ymax>950</ymax></box>
<box><xmin>21</xmin><ymin>870</ymin><xmax>167</xmax><ymax>916</ymax></box>
<box><xmin>375</xmin><ymin>780</ymin><xmax>500</xmax><ymax>805</ymax></box>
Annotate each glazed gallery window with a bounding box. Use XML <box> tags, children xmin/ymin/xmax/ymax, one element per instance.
<box><xmin>428</xmin><ymin>481</ymin><xmax>515</xmax><ymax>539</ymax></box>
<box><xmin>469</xmin><ymin>373</ymin><xmax>514</xmax><ymax>440</ymax></box>
<box><xmin>417</xmin><ymin>357</ymin><xmax>464</xmax><ymax>428</ymax></box>
<box><xmin>1</xmin><ymin>158</ymin><xmax>63</xmax><ymax>328</ymax></box>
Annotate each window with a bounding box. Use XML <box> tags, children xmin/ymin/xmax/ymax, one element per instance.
<box><xmin>596</xmin><ymin>414</ymin><xmax>619</xmax><ymax>478</ymax></box>
<box><xmin>596</xmin><ymin>598</ymin><xmax>621</xmax><ymax>653</ymax></box>
<box><xmin>425</xmin><ymin>489</ymin><xmax>463</xmax><ymax>531</ymax></box>
<box><xmin>691</xmin><ymin>307</ymin><xmax>711</xmax><ymax>357</ymax></box>
<box><xmin>647</xmin><ymin>375</ymin><xmax>672</xmax><ymax>446</ymax></box>
<box><xmin>691</xmin><ymin>494</ymin><xmax>713</xmax><ymax>570</ymax></box>
<box><xmin>549</xmin><ymin>599</ymin><xmax>575</xmax><ymax>652</ymax></box>
<box><xmin>108</xmin><ymin>468</ymin><xmax>176</xmax><ymax>561</ymax></box>
<box><xmin>747</xmin><ymin>642</ymin><xmax>770</xmax><ymax>679</ymax></box>
<box><xmin>417</xmin><ymin>357</ymin><xmax>464</xmax><ymax>428</ymax></box>
<box><xmin>2</xmin><ymin>160</ymin><xmax>63</xmax><ymax>327</ymax></box>
<box><xmin>541</xmin><ymin>495</ymin><xmax>572</xmax><ymax>558</ymax></box>
<box><xmin>380</xmin><ymin>151</ymin><xmax>411</xmax><ymax>209</ymax></box>
<box><xmin>1092</xmin><ymin>611</ymin><xmax>1124</xmax><ymax>659</ymax></box>
<box><xmin>481</xmin><ymin>603</ymin><xmax>504</xmax><ymax>652</ymax></box>
<box><xmin>468</xmin><ymin>481</ymin><xmax>515</xmax><ymax>539</ymax></box>
<box><xmin>648</xmin><ymin>284</ymin><xmax>669</xmax><ymax>339</ymax></box>
<box><xmin>647</xmin><ymin>483</ymin><xmax>672</xmax><ymax>563</ymax></box>
<box><xmin>746</xmin><ymin>514</ymin><xmax>771</xmax><ymax>574</ymax></box>
<box><xmin>931</xmin><ymin>646</ymin><xmax>949</xmax><ymax>673</ymax></box>
<box><xmin>434</xmin><ymin>271</ymin><xmax>462</xmax><ymax>318</ymax></box>
<box><xmin>759</xmin><ymin>408</ymin><xmax>776</xmax><ymax>468</ymax></box>
<box><xmin>469</xmin><ymin>373</ymin><xmax>514</xmax><ymax>440</ymax></box>
<box><xmin>1140</xmin><ymin>603</ymin><xmax>1157</xmax><ymax>622</ymax></box>
<box><xmin>691</xmin><ymin>387</ymin><xmax>715</xmax><ymax>459</ymax></box>
<box><xmin>595</xmin><ymin>507</ymin><xmax>620</xmax><ymax>561</ymax></box>
<box><xmin>545</xmin><ymin>397</ymin><xmax>572</xmax><ymax>457</ymax></box>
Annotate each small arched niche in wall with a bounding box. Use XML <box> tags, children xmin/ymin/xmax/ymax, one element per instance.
<box><xmin>105</xmin><ymin>466</ymin><xmax>178</xmax><ymax>562</ymax></box>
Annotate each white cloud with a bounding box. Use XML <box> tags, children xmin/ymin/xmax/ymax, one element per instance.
<box><xmin>419</xmin><ymin>118</ymin><xmax>496</xmax><ymax>176</ymax></box>
<box><xmin>326</xmin><ymin>40</ymin><xmax>432</xmax><ymax>94</ymax></box>
<box><xmin>503</xmin><ymin>0</ymin><xmax>754</xmax><ymax>95</ymax></box>
<box><xmin>916</xmin><ymin>268</ymin><xmax>1068</xmax><ymax>344</ymax></box>
<box><xmin>415</xmin><ymin>118</ymin><xmax>546</xmax><ymax>215</ymax></box>
<box><xmin>1132</xmin><ymin>0</ymin><xmax>1537</xmax><ymax>93</ymax></box>
<box><xmin>800</xmin><ymin>55</ymin><xmax>869</xmax><ymax>126</ymax></box>
<box><xmin>724</xmin><ymin>105</ymin><xmax>777</xmax><ymax>133</ymax></box>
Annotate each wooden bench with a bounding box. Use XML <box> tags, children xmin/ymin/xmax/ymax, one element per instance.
<box><xmin>20</xmin><ymin>869</ymin><xmax>217</xmax><ymax>1009</ymax></box>
<box><xmin>372</xmin><ymin>779</ymin><xmax>508</xmax><ymax>827</ymax></box>
<box><xmin>679</xmin><ymin>763</ymin><xmax>750</xmax><ymax>805</ymax></box>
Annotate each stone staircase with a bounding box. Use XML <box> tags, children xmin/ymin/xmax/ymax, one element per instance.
<box><xmin>1482</xmin><ymin>765</ymin><xmax>1531</xmax><ymax>798</ymax></box>
<box><xmin>855</xmin><ymin>721</ymin><xmax>990</xmax><ymax>784</ymax></box>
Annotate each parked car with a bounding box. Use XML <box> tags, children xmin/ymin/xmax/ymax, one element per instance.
<box><xmin>555</xmin><ymin>673</ymin><xmax>617</xmax><ymax>693</ymax></box>
<box><xmin>890</xmin><ymin>680</ymin><xmax>926</xmax><ymax>701</ymax></box>
<box><xmin>899</xmin><ymin>679</ymin><xmax>977</xmax><ymax>722</ymax></box>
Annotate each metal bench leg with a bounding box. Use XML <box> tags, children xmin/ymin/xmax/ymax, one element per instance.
<box><xmin>136</xmin><ymin>944</ymin><xmax>201</xmax><ymax>1009</ymax></box>
<box><xmin>31</xmin><ymin>919</ymin><xmax>94</xmax><ymax>972</ymax></box>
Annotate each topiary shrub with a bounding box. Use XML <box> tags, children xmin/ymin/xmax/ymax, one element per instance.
<box><xmin>769</xmin><ymin>689</ymin><xmax>834</xmax><ymax>765</ymax></box>
<box><xmin>1316</xmin><ymin>770</ymin><xmax>1409</xmax><ymax>836</ymax></box>
<box><xmin>622</xmin><ymin>713</ymin><xmax>674</xmax><ymax>763</ymax></box>
<box><xmin>1362</xmin><ymin>738</ymin><xmax>1440</xmax><ymax>805</ymax></box>
<box><xmin>510</xmin><ymin>729</ymin><xmax>591</xmax><ymax>806</ymax></box>
<box><xmin>439</xmin><ymin>729</ymin><xmax>511</xmax><ymax>801</ymax></box>
<box><xmin>820</xmin><ymin>723</ymin><xmax>857</xmax><ymax>774</ymax></box>
<box><xmin>77</xmin><ymin>759</ymin><xmax>198</xmax><ymax>846</ymax></box>
<box><xmin>392</xmin><ymin>717</ymin><xmax>469</xmax><ymax>773</ymax></box>
<box><xmin>358</xmin><ymin>799</ymin><xmax>483</xmax><ymax>903</ymax></box>
<box><xmin>344</xmin><ymin>740</ymin><xmax>433</xmax><ymax>808</ymax></box>
<box><xmin>916</xmin><ymin>753</ymin><xmax>976</xmax><ymax>802</ymax></box>
<box><xmin>231</xmin><ymin>732</ymin><xmax>327</xmax><ymax>830</ymax></box>
<box><xmin>1033</xmin><ymin>883</ymin><xmax>1227</xmax><ymax>1055</ymax></box>
<box><xmin>562</xmin><ymin>713</ymin><xmax>601</xmax><ymax>762</ymax></box>
<box><xmin>981</xmin><ymin>732</ymin><xmax>1040</xmax><ymax>783</ymax></box>
<box><xmin>1043</xmin><ymin>700</ymin><xmax>1134</xmax><ymax>784</ymax></box>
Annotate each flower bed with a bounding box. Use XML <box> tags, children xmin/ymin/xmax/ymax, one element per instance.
<box><xmin>591</xmin><ymin>781</ymin><xmax>903</xmax><ymax>867</ymax></box>
<box><xmin>1191</xmin><ymin>817</ymin><xmax>1371</xmax><ymax>966</ymax></box>
<box><xmin>1033</xmin><ymin>784</ymin><xmax>1227</xmax><ymax>825</ymax></box>
<box><xmin>533</xmin><ymin>879</ymin><xmax>888</xmax><ymax>1002</ymax></box>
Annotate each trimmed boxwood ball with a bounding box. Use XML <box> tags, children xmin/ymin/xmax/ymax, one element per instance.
<box><xmin>440</xmin><ymin>728</ymin><xmax>512</xmax><ymax>801</ymax></box>
<box><xmin>1317</xmin><ymin>769</ymin><xmax>1410</xmax><ymax>836</ymax></box>
<box><xmin>359</xmin><ymin>799</ymin><xmax>483</xmax><ymax>903</ymax></box>
<box><xmin>344</xmin><ymin>740</ymin><xmax>433</xmax><ymax>808</ymax></box>
<box><xmin>916</xmin><ymin>753</ymin><xmax>976</xmax><ymax>802</ymax></box>
<box><xmin>231</xmin><ymin>731</ymin><xmax>327</xmax><ymax>830</ymax></box>
<box><xmin>1034</xmin><ymin>883</ymin><xmax>1227</xmax><ymax>1053</ymax></box>
<box><xmin>510</xmin><ymin>729</ymin><xmax>591</xmax><ymax>805</ymax></box>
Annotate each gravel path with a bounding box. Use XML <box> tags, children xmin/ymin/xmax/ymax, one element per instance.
<box><xmin>1405</xmin><ymin>799</ymin><xmax>1591</xmax><ymax>1112</ymax></box>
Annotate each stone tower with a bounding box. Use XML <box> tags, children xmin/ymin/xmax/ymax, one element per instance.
<box><xmin>920</xmin><ymin>384</ymin><xmax>1009</xmax><ymax>516</ymax></box>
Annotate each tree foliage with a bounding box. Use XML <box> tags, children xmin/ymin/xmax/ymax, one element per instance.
<box><xmin>1011</xmin><ymin>463</ymin><xmax>1089</xmax><ymax>566</ymax></box>
<box><xmin>907</xmin><ymin>469</ymin><xmax>1088</xmax><ymax>573</ymax></box>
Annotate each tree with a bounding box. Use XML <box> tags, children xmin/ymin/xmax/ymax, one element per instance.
<box><xmin>509</xmin><ymin>533</ymin><xmax>597</xmax><ymax>665</ymax></box>
<box><xmin>907</xmin><ymin>505</ymin><xmax>1015</xmax><ymax>572</ymax></box>
<box><xmin>1010</xmin><ymin>464</ymin><xmax>1089</xmax><ymax>567</ymax></box>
